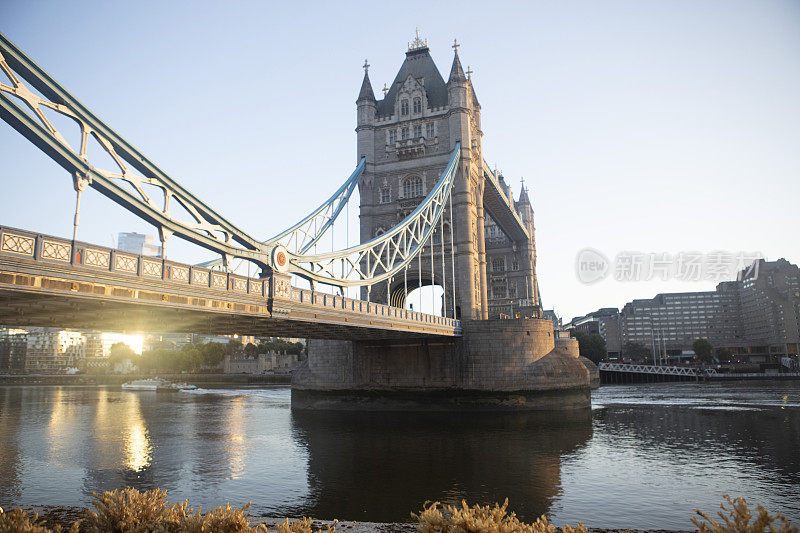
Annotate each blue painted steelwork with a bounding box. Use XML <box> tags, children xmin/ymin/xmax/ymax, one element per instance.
<box><xmin>198</xmin><ymin>157</ymin><xmax>366</xmax><ymax>270</ymax></box>
<box><xmin>286</xmin><ymin>143</ymin><xmax>460</xmax><ymax>288</ymax></box>
<box><xmin>0</xmin><ymin>32</ymin><xmax>269</xmax><ymax>268</ymax></box>
<box><xmin>0</xmin><ymin>32</ymin><xmax>460</xmax><ymax>294</ymax></box>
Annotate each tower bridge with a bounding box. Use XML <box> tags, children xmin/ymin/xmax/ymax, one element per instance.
<box><xmin>0</xmin><ymin>32</ymin><xmax>592</xmax><ymax>410</ymax></box>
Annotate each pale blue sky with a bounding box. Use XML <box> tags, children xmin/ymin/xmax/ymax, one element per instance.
<box><xmin>1</xmin><ymin>1</ymin><xmax>799</xmax><ymax>321</ymax></box>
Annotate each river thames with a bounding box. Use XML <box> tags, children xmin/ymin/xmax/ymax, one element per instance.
<box><xmin>0</xmin><ymin>382</ymin><xmax>798</xmax><ymax>529</ymax></box>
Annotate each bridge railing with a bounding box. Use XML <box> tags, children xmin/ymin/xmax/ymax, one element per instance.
<box><xmin>0</xmin><ymin>225</ymin><xmax>462</xmax><ymax>332</ymax></box>
<box><xmin>598</xmin><ymin>362</ymin><xmax>716</xmax><ymax>376</ymax></box>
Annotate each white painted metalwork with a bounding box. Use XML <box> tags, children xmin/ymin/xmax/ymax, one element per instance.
<box><xmin>284</xmin><ymin>143</ymin><xmax>460</xmax><ymax>288</ymax></box>
<box><xmin>598</xmin><ymin>362</ymin><xmax>715</xmax><ymax>376</ymax></box>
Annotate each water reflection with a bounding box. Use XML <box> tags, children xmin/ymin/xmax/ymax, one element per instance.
<box><xmin>123</xmin><ymin>395</ymin><xmax>152</xmax><ymax>472</ymax></box>
<box><xmin>0</xmin><ymin>387</ymin><xmax>23</xmax><ymax>502</ymax></box>
<box><xmin>224</xmin><ymin>397</ymin><xmax>247</xmax><ymax>479</ymax></box>
<box><xmin>289</xmin><ymin>409</ymin><xmax>593</xmax><ymax>522</ymax></box>
<box><xmin>1</xmin><ymin>384</ymin><xmax>799</xmax><ymax>528</ymax></box>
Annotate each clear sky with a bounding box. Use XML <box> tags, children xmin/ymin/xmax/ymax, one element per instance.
<box><xmin>1</xmin><ymin>1</ymin><xmax>799</xmax><ymax>321</ymax></box>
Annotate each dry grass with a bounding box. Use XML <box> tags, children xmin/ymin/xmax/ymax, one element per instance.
<box><xmin>3</xmin><ymin>491</ymin><xmax>797</xmax><ymax>532</ymax></box>
<box><xmin>2</xmin><ymin>488</ymin><xmax>334</xmax><ymax>533</ymax></box>
<box><xmin>692</xmin><ymin>495</ymin><xmax>798</xmax><ymax>533</ymax></box>
<box><xmin>413</xmin><ymin>499</ymin><xmax>586</xmax><ymax>533</ymax></box>
<box><xmin>0</xmin><ymin>507</ymin><xmax>79</xmax><ymax>533</ymax></box>
<box><xmin>83</xmin><ymin>488</ymin><xmax>333</xmax><ymax>532</ymax></box>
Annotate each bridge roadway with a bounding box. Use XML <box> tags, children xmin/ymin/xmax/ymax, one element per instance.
<box><xmin>0</xmin><ymin>226</ymin><xmax>461</xmax><ymax>340</ymax></box>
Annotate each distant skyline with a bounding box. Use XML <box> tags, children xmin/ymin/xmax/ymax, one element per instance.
<box><xmin>1</xmin><ymin>1</ymin><xmax>798</xmax><ymax>320</ymax></box>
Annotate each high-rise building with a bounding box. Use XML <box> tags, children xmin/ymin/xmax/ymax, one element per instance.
<box><xmin>24</xmin><ymin>328</ymin><xmax>87</xmax><ymax>373</ymax></box>
<box><xmin>588</xmin><ymin>258</ymin><xmax>800</xmax><ymax>364</ymax></box>
<box><xmin>565</xmin><ymin>308</ymin><xmax>622</xmax><ymax>357</ymax></box>
<box><xmin>737</xmin><ymin>258</ymin><xmax>800</xmax><ymax>360</ymax></box>
<box><xmin>0</xmin><ymin>327</ymin><xmax>28</xmax><ymax>371</ymax></box>
<box><xmin>619</xmin><ymin>283</ymin><xmax>741</xmax><ymax>355</ymax></box>
<box><xmin>117</xmin><ymin>232</ymin><xmax>162</xmax><ymax>257</ymax></box>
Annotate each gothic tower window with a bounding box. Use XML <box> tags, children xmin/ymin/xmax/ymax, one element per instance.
<box><xmin>512</xmin><ymin>258</ymin><xmax>519</xmax><ymax>271</ymax></box>
<box><xmin>389</xmin><ymin>129</ymin><xmax>397</xmax><ymax>144</ymax></box>
<box><xmin>426</xmin><ymin>122</ymin><xmax>434</xmax><ymax>138</ymax></box>
<box><xmin>414</xmin><ymin>124</ymin><xmax>422</xmax><ymax>138</ymax></box>
<box><xmin>492</xmin><ymin>257</ymin><xmax>506</xmax><ymax>272</ymax></box>
<box><xmin>401</xmin><ymin>99</ymin><xmax>409</xmax><ymax>116</ymax></box>
<box><xmin>379</xmin><ymin>186</ymin><xmax>391</xmax><ymax>204</ymax></box>
<box><xmin>401</xmin><ymin>127</ymin><xmax>409</xmax><ymax>140</ymax></box>
<box><xmin>491</xmin><ymin>278</ymin><xmax>507</xmax><ymax>299</ymax></box>
<box><xmin>413</xmin><ymin>97</ymin><xmax>421</xmax><ymax>114</ymax></box>
<box><xmin>402</xmin><ymin>176</ymin><xmax>423</xmax><ymax>199</ymax></box>
<box><xmin>508</xmin><ymin>283</ymin><xmax>518</xmax><ymax>298</ymax></box>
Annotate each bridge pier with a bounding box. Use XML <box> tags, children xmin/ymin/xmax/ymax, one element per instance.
<box><xmin>292</xmin><ymin>318</ymin><xmax>591</xmax><ymax>411</ymax></box>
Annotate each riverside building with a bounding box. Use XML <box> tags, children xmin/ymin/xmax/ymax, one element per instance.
<box><xmin>573</xmin><ymin>258</ymin><xmax>800</xmax><ymax>365</ymax></box>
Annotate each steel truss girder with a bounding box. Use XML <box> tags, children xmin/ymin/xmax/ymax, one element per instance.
<box><xmin>0</xmin><ymin>32</ymin><xmax>269</xmax><ymax>268</ymax></box>
<box><xmin>265</xmin><ymin>157</ymin><xmax>364</xmax><ymax>253</ymax></box>
<box><xmin>198</xmin><ymin>157</ymin><xmax>365</xmax><ymax>270</ymax></box>
<box><xmin>285</xmin><ymin>143</ymin><xmax>460</xmax><ymax>288</ymax></box>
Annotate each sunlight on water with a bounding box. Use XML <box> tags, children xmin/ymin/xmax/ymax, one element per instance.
<box><xmin>225</xmin><ymin>396</ymin><xmax>247</xmax><ymax>479</ymax></box>
<box><xmin>122</xmin><ymin>395</ymin><xmax>152</xmax><ymax>472</ymax></box>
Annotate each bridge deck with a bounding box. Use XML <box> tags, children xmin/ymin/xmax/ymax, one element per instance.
<box><xmin>0</xmin><ymin>226</ymin><xmax>461</xmax><ymax>340</ymax></box>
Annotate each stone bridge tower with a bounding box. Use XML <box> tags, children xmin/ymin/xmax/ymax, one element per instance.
<box><xmin>292</xmin><ymin>35</ymin><xmax>592</xmax><ymax>410</ymax></box>
<box><xmin>356</xmin><ymin>36</ymin><xmax>488</xmax><ymax>320</ymax></box>
<box><xmin>356</xmin><ymin>36</ymin><xmax>543</xmax><ymax>320</ymax></box>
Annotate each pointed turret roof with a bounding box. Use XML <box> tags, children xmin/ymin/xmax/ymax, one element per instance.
<box><xmin>518</xmin><ymin>185</ymin><xmax>531</xmax><ymax>206</ymax></box>
<box><xmin>375</xmin><ymin>46</ymin><xmax>448</xmax><ymax>117</ymax></box>
<box><xmin>448</xmin><ymin>49</ymin><xmax>467</xmax><ymax>84</ymax></box>
<box><xmin>357</xmin><ymin>69</ymin><xmax>376</xmax><ymax>102</ymax></box>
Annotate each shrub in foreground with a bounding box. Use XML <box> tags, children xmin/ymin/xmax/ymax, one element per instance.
<box><xmin>3</xmin><ymin>490</ymin><xmax>797</xmax><ymax>532</ymax></box>
<box><xmin>693</xmin><ymin>495</ymin><xmax>798</xmax><ymax>533</ymax></box>
<box><xmin>413</xmin><ymin>499</ymin><xmax>587</xmax><ymax>533</ymax></box>
<box><xmin>83</xmin><ymin>488</ymin><xmax>333</xmax><ymax>533</ymax></box>
<box><xmin>0</xmin><ymin>507</ymin><xmax>78</xmax><ymax>533</ymax></box>
<box><xmin>1</xmin><ymin>488</ymin><xmax>333</xmax><ymax>533</ymax></box>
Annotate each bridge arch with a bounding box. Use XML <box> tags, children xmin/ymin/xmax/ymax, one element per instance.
<box><xmin>389</xmin><ymin>275</ymin><xmax>453</xmax><ymax>317</ymax></box>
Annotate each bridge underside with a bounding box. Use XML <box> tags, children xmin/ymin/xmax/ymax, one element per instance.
<box><xmin>0</xmin><ymin>287</ymin><xmax>454</xmax><ymax>341</ymax></box>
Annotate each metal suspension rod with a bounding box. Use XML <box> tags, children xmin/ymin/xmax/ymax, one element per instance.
<box><xmin>449</xmin><ymin>188</ymin><xmax>456</xmax><ymax>319</ymax></box>
<box><xmin>418</xmin><ymin>247</ymin><xmax>422</xmax><ymax>312</ymax></box>
<box><xmin>440</xmin><ymin>200</ymin><xmax>446</xmax><ymax>317</ymax></box>
<box><xmin>430</xmin><ymin>227</ymin><xmax>434</xmax><ymax>315</ymax></box>
<box><xmin>404</xmin><ymin>265</ymin><xmax>407</xmax><ymax>310</ymax></box>
<box><xmin>346</xmin><ymin>194</ymin><xmax>349</xmax><ymax>298</ymax></box>
<box><xmin>72</xmin><ymin>190</ymin><xmax>82</xmax><ymax>242</ymax></box>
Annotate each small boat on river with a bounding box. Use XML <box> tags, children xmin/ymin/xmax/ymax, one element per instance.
<box><xmin>121</xmin><ymin>378</ymin><xmax>197</xmax><ymax>391</ymax></box>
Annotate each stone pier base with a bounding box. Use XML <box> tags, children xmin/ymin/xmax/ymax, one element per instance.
<box><xmin>292</xmin><ymin>318</ymin><xmax>591</xmax><ymax>411</ymax></box>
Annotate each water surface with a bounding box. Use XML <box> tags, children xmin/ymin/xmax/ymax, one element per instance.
<box><xmin>0</xmin><ymin>382</ymin><xmax>797</xmax><ymax>529</ymax></box>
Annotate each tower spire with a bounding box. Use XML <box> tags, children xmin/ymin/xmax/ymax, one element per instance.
<box><xmin>357</xmin><ymin>58</ymin><xmax>376</xmax><ymax>102</ymax></box>
<box><xmin>448</xmin><ymin>39</ymin><xmax>467</xmax><ymax>84</ymax></box>
<box><xmin>518</xmin><ymin>177</ymin><xmax>531</xmax><ymax>205</ymax></box>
